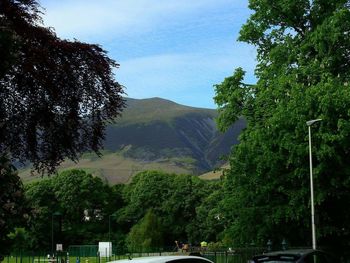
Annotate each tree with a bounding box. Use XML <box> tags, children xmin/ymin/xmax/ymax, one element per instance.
<box><xmin>1</xmin><ymin>0</ymin><xmax>124</xmax><ymax>257</ymax></box>
<box><xmin>215</xmin><ymin>0</ymin><xmax>350</xmax><ymax>255</ymax></box>
<box><xmin>7</xmin><ymin>228</ymin><xmax>30</xmax><ymax>253</ymax></box>
<box><xmin>118</xmin><ymin>171</ymin><xmax>174</xmax><ymax>224</ymax></box>
<box><xmin>118</xmin><ymin>171</ymin><xmax>214</xmax><ymax>246</ymax></box>
<box><xmin>161</xmin><ymin>173</ymin><xmax>211</xmax><ymax>244</ymax></box>
<box><xmin>24</xmin><ymin>178</ymin><xmax>56</xmax><ymax>250</ymax></box>
<box><xmin>52</xmin><ymin>170</ymin><xmax>117</xmax><ymax>244</ymax></box>
<box><xmin>0</xmin><ymin>156</ymin><xmax>26</xmax><ymax>260</ymax></box>
<box><xmin>191</xmin><ymin>181</ymin><xmax>226</xmax><ymax>243</ymax></box>
<box><xmin>0</xmin><ymin>0</ymin><xmax>125</xmax><ymax>173</ymax></box>
<box><xmin>25</xmin><ymin>169</ymin><xmax>118</xmax><ymax>249</ymax></box>
<box><xmin>126</xmin><ymin>209</ymin><xmax>163</xmax><ymax>253</ymax></box>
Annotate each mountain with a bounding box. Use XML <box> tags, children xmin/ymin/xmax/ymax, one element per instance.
<box><xmin>20</xmin><ymin>97</ymin><xmax>245</xmax><ymax>184</ymax></box>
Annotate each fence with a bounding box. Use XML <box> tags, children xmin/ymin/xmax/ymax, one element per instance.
<box><xmin>3</xmin><ymin>246</ymin><xmax>306</xmax><ymax>263</ymax></box>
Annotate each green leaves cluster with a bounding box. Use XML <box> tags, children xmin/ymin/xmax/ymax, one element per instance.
<box><xmin>15</xmin><ymin>170</ymin><xmax>221</xmax><ymax>254</ymax></box>
<box><xmin>25</xmin><ymin>170</ymin><xmax>118</xmax><ymax>250</ymax></box>
<box><xmin>214</xmin><ymin>0</ymin><xmax>350</xmax><ymax>255</ymax></box>
<box><xmin>126</xmin><ymin>209</ymin><xmax>163</xmax><ymax>252</ymax></box>
<box><xmin>118</xmin><ymin>171</ymin><xmax>219</xmax><ymax>247</ymax></box>
<box><xmin>0</xmin><ymin>156</ymin><xmax>26</xmax><ymax>260</ymax></box>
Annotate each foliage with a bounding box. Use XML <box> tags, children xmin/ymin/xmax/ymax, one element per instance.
<box><xmin>24</xmin><ymin>178</ymin><xmax>56</xmax><ymax>250</ymax></box>
<box><xmin>191</xmin><ymin>181</ymin><xmax>226</xmax><ymax>242</ymax></box>
<box><xmin>118</xmin><ymin>171</ymin><xmax>214</xmax><ymax>246</ymax></box>
<box><xmin>0</xmin><ymin>156</ymin><xmax>26</xmax><ymax>260</ymax></box>
<box><xmin>0</xmin><ymin>0</ymin><xmax>125</xmax><ymax>174</ymax></box>
<box><xmin>14</xmin><ymin>168</ymin><xmax>224</xmax><ymax>253</ymax></box>
<box><xmin>25</xmin><ymin>169</ymin><xmax>121</xmax><ymax>249</ymax></box>
<box><xmin>7</xmin><ymin>228</ymin><xmax>30</xmax><ymax>252</ymax></box>
<box><xmin>126</xmin><ymin>209</ymin><xmax>163</xmax><ymax>252</ymax></box>
<box><xmin>214</xmin><ymin>0</ymin><xmax>350</xmax><ymax>255</ymax></box>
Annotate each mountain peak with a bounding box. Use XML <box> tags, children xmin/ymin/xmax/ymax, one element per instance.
<box><xmin>118</xmin><ymin>97</ymin><xmax>216</xmax><ymax>125</ymax></box>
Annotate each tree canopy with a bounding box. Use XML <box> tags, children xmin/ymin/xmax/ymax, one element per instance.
<box><xmin>25</xmin><ymin>169</ymin><xmax>118</xmax><ymax>249</ymax></box>
<box><xmin>117</xmin><ymin>170</ymin><xmax>214</xmax><ymax>245</ymax></box>
<box><xmin>0</xmin><ymin>0</ymin><xmax>125</xmax><ymax>173</ymax></box>
<box><xmin>215</xmin><ymin>0</ymin><xmax>350</xmax><ymax>256</ymax></box>
<box><xmin>17</xmin><ymin>170</ymin><xmax>218</xmax><ymax>253</ymax></box>
<box><xmin>0</xmin><ymin>157</ymin><xmax>26</xmax><ymax>260</ymax></box>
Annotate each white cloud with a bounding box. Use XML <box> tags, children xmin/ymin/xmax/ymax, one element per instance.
<box><xmin>41</xmin><ymin>0</ymin><xmax>248</xmax><ymax>39</ymax></box>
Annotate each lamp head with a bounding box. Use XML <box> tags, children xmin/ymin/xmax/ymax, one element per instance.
<box><xmin>306</xmin><ymin>119</ymin><xmax>322</xmax><ymax>126</ymax></box>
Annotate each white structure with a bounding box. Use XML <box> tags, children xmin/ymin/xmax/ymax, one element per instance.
<box><xmin>99</xmin><ymin>242</ymin><xmax>112</xmax><ymax>257</ymax></box>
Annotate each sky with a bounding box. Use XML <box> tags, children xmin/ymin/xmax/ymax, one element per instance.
<box><xmin>39</xmin><ymin>0</ymin><xmax>257</xmax><ymax>109</ymax></box>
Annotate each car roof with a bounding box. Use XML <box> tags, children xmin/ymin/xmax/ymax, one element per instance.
<box><xmin>263</xmin><ymin>249</ymin><xmax>316</xmax><ymax>257</ymax></box>
<box><xmin>253</xmin><ymin>249</ymin><xmax>327</xmax><ymax>262</ymax></box>
<box><xmin>108</xmin><ymin>256</ymin><xmax>213</xmax><ymax>263</ymax></box>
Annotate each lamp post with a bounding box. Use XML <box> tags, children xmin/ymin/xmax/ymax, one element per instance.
<box><xmin>108</xmin><ymin>214</ymin><xmax>116</xmax><ymax>242</ymax></box>
<box><xmin>51</xmin><ymin>211</ymin><xmax>62</xmax><ymax>255</ymax></box>
<box><xmin>306</xmin><ymin>118</ymin><xmax>322</xmax><ymax>250</ymax></box>
<box><xmin>109</xmin><ymin>215</ymin><xmax>111</xmax><ymax>241</ymax></box>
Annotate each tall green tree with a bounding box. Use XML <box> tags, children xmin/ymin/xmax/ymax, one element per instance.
<box><xmin>191</xmin><ymin>181</ymin><xmax>226</xmax><ymax>243</ymax></box>
<box><xmin>126</xmin><ymin>209</ymin><xmax>163</xmax><ymax>252</ymax></box>
<box><xmin>215</xmin><ymin>0</ymin><xmax>350</xmax><ymax>255</ymax></box>
<box><xmin>25</xmin><ymin>170</ymin><xmax>120</xmax><ymax>249</ymax></box>
<box><xmin>25</xmin><ymin>178</ymin><xmax>56</xmax><ymax>250</ymax></box>
<box><xmin>0</xmin><ymin>157</ymin><xmax>26</xmax><ymax>260</ymax></box>
<box><xmin>52</xmin><ymin>170</ymin><xmax>116</xmax><ymax>244</ymax></box>
<box><xmin>118</xmin><ymin>171</ymin><xmax>213</xmax><ymax>246</ymax></box>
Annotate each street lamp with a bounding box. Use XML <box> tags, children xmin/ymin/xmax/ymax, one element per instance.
<box><xmin>306</xmin><ymin>118</ymin><xmax>322</xmax><ymax>250</ymax></box>
<box><xmin>51</xmin><ymin>211</ymin><xmax>62</xmax><ymax>255</ymax></box>
<box><xmin>108</xmin><ymin>214</ymin><xmax>116</xmax><ymax>242</ymax></box>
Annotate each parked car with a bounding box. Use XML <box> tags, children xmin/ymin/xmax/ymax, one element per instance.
<box><xmin>108</xmin><ymin>256</ymin><xmax>214</xmax><ymax>263</ymax></box>
<box><xmin>250</xmin><ymin>249</ymin><xmax>338</xmax><ymax>263</ymax></box>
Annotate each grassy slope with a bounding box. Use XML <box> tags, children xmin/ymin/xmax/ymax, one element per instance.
<box><xmin>20</xmin><ymin>152</ymin><xmax>195</xmax><ymax>184</ymax></box>
<box><xmin>199</xmin><ymin>164</ymin><xmax>230</xmax><ymax>180</ymax></box>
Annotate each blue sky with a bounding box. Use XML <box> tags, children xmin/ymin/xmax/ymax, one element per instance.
<box><xmin>40</xmin><ymin>0</ymin><xmax>257</xmax><ymax>109</ymax></box>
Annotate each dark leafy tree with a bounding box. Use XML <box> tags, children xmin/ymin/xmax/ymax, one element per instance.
<box><xmin>215</xmin><ymin>0</ymin><xmax>350</xmax><ymax>256</ymax></box>
<box><xmin>0</xmin><ymin>156</ymin><xmax>26</xmax><ymax>260</ymax></box>
<box><xmin>0</xmin><ymin>0</ymin><xmax>125</xmax><ymax>173</ymax></box>
<box><xmin>1</xmin><ymin>0</ymin><xmax>124</xmax><ymax>257</ymax></box>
